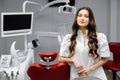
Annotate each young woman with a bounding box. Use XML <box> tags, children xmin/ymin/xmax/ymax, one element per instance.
<box><xmin>59</xmin><ymin>7</ymin><xmax>110</xmax><ymax>80</ymax></box>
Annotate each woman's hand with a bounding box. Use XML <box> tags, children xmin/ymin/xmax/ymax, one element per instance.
<box><xmin>72</xmin><ymin>58</ymin><xmax>84</xmax><ymax>74</ymax></box>
<box><xmin>80</xmin><ymin>67</ymin><xmax>92</xmax><ymax>78</ymax></box>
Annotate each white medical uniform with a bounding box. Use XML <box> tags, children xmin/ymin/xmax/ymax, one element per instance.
<box><xmin>59</xmin><ymin>30</ymin><xmax>110</xmax><ymax>80</ymax></box>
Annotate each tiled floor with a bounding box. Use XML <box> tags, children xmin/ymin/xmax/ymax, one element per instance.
<box><xmin>104</xmin><ymin>69</ymin><xmax>120</xmax><ymax>80</ymax></box>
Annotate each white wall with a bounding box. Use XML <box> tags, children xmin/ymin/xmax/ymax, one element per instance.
<box><xmin>0</xmin><ymin>0</ymin><xmax>7</xmax><ymax>54</ymax></box>
<box><xmin>117</xmin><ymin>0</ymin><xmax>120</xmax><ymax>41</ymax></box>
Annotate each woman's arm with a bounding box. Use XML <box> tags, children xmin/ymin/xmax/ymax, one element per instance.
<box><xmin>89</xmin><ymin>57</ymin><xmax>108</xmax><ymax>71</ymax></box>
<box><xmin>80</xmin><ymin>57</ymin><xmax>108</xmax><ymax>78</ymax></box>
<box><xmin>59</xmin><ymin>56</ymin><xmax>84</xmax><ymax>73</ymax></box>
<box><xmin>58</xmin><ymin>56</ymin><xmax>73</xmax><ymax>63</ymax></box>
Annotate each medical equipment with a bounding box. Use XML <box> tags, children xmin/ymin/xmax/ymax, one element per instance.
<box><xmin>23</xmin><ymin>0</ymin><xmax>76</xmax><ymax>14</ymax></box>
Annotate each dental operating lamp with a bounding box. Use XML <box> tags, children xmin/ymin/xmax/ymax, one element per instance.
<box><xmin>59</xmin><ymin>2</ymin><xmax>76</xmax><ymax>14</ymax></box>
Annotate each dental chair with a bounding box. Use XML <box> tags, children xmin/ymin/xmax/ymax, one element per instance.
<box><xmin>103</xmin><ymin>42</ymin><xmax>120</xmax><ymax>80</ymax></box>
<box><xmin>27</xmin><ymin>52</ymin><xmax>70</xmax><ymax>80</ymax></box>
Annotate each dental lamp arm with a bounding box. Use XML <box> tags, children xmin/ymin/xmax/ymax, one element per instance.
<box><xmin>23</xmin><ymin>0</ymin><xmax>40</xmax><ymax>50</ymax></box>
<box><xmin>40</xmin><ymin>0</ymin><xmax>70</xmax><ymax>11</ymax></box>
<box><xmin>23</xmin><ymin>0</ymin><xmax>70</xmax><ymax>12</ymax></box>
<box><xmin>23</xmin><ymin>0</ymin><xmax>40</xmax><ymax>12</ymax></box>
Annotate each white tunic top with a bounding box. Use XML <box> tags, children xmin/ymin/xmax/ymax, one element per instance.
<box><xmin>59</xmin><ymin>30</ymin><xmax>110</xmax><ymax>80</ymax></box>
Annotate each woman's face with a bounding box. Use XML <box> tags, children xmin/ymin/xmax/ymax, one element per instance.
<box><xmin>77</xmin><ymin>9</ymin><xmax>89</xmax><ymax>29</ymax></box>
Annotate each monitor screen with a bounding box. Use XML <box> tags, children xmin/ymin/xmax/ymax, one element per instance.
<box><xmin>1</xmin><ymin>12</ymin><xmax>34</xmax><ymax>37</ymax></box>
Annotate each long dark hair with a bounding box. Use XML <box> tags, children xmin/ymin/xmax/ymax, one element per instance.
<box><xmin>69</xmin><ymin>7</ymin><xmax>99</xmax><ymax>59</ymax></box>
